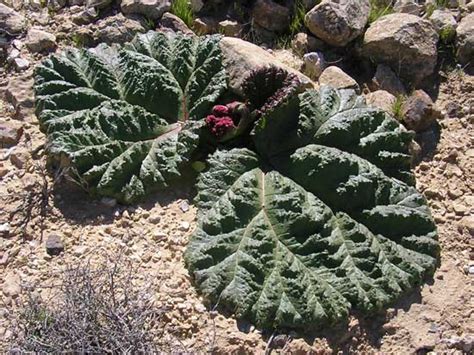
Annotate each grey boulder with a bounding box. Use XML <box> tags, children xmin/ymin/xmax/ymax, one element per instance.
<box><xmin>363</xmin><ymin>14</ymin><xmax>438</xmax><ymax>85</ymax></box>
<box><xmin>305</xmin><ymin>0</ymin><xmax>370</xmax><ymax>47</ymax></box>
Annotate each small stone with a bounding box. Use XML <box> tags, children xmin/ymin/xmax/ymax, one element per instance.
<box><xmin>25</xmin><ymin>28</ymin><xmax>57</xmax><ymax>53</ymax></box>
<box><xmin>121</xmin><ymin>0</ymin><xmax>171</xmax><ymax>21</ymax></box>
<box><xmin>371</xmin><ymin>64</ymin><xmax>406</xmax><ymax>97</ymax></box>
<box><xmin>218</xmin><ymin>20</ymin><xmax>242</xmax><ymax>37</ymax></box>
<box><xmin>0</xmin><ymin>121</ymin><xmax>23</xmax><ymax>147</ymax></box>
<box><xmin>179</xmin><ymin>201</ymin><xmax>190</xmax><ymax>212</ymax></box>
<box><xmin>430</xmin><ymin>9</ymin><xmax>457</xmax><ymax>34</ymax></box>
<box><xmin>13</xmin><ymin>57</ymin><xmax>30</xmax><ymax>71</ymax></box>
<box><xmin>365</xmin><ymin>90</ymin><xmax>396</xmax><ymax>114</ymax></box>
<box><xmin>456</xmin><ymin>13</ymin><xmax>474</xmax><ymax>65</ymax></box>
<box><xmin>180</xmin><ymin>221</ymin><xmax>190</xmax><ymax>232</ymax></box>
<box><xmin>0</xmin><ymin>223</ymin><xmax>10</xmax><ymax>238</ymax></box>
<box><xmin>6</xmin><ymin>48</ymin><xmax>20</xmax><ymax>63</ymax></box>
<box><xmin>148</xmin><ymin>214</ymin><xmax>161</xmax><ymax>224</ymax></box>
<box><xmin>73</xmin><ymin>245</ymin><xmax>89</xmax><ymax>257</ymax></box>
<box><xmin>45</xmin><ymin>234</ymin><xmax>64</xmax><ymax>256</ymax></box>
<box><xmin>2</xmin><ymin>272</ymin><xmax>21</xmax><ymax>298</ymax></box>
<box><xmin>193</xmin><ymin>17</ymin><xmax>217</xmax><ymax>35</ymax></box>
<box><xmin>291</xmin><ymin>32</ymin><xmax>325</xmax><ymax>54</ymax></box>
<box><xmin>160</xmin><ymin>12</ymin><xmax>194</xmax><ymax>35</ymax></box>
<box><xmin>72</xmin><ymin>7</ymin><xmax>99</xmax><ymax>25</ymax></box>
<box><xmin>401</xmin><ymin>90</ymin><xmax>442</xmax><ymax>132</ymax></box>
<box><xmin>302</xmin><ymin>52</ymin><xmax>326</xmax><ymax>80</ymax></box>
<box><xmin>190</xmin><ymin>0</ymin><xmax>203</xmax><ymax>12</ymax></box>
<box><xmin>252</xmin><ymin>0</ymin><xmax>290</xmax><ymax>33</ymax></box>
<box><xmin>0</xmin><ymin>3</ymin><xmax>27</xmax><ymax>35</ymax></box>
<box><xmin>100</xmin><ymin>197</ymin><xmax>117</xmax><ymax>208</ymax></box>
<box><xmin>459</xmin><ymin>215</ymin><xmax>474</xmax><ymax>234</ymax></box>
<box><xmin>152</xmin><ymin>229</ymin><xmax>167</xmax><ymax>241</ymax></box>
<box><xmin>393</xmin><ymin>0</ymin><xmax>423</xmax><ymax>16</ymax></box>
<box><xmin>319</xmin><ymin>66</ymin><xmax>359</xmax><ymax>92</ymax></box>
<box><xmin>10</xmin><ymin>148</ymin><xmax>29</xmax><ymax>169</ymax></box>
<box><xmin>5</xmin><ymin>74</ymin><xmax>34</xmax><ymax>118</ymax></box>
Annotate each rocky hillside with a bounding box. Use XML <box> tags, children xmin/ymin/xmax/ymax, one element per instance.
<box><xmin>1</xmin><ymin>0</ymin><xmax>473</xmax><ymax>353</ymax></box>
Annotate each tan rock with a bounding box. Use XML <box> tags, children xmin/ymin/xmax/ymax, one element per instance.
<box><xmin>319</xmin><ymin>66</ymin><xmax>359</xmax><ymax>91</ymax></box>
<box><xmin>365</xmin><ymin>90</ymin><xmax>397</xmax><ymax>114</ymax></box>
<box><xmin>219</xmin><ymin>37</ymin><xmax>315</xmax><ymax>95</ymax></box>
<box><xmin>363</xmin><ymin>14</ymin><xmax>438</xmax><ymax>85</ymax></box>
<box><xmin>305</xmin><ymin>0</ymin><xmax>370</xmax><ymax>47</ymax></box>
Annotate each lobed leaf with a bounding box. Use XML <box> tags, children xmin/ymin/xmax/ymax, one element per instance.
<box><xmin>34</xmin><ymin>32</ymin><xmax>228</xmax><ymax>203</ymax></box>
<box><xmin>186</xmin><ymin>87</ymin><xmax>438</xmax><ymax>330</ymax></box>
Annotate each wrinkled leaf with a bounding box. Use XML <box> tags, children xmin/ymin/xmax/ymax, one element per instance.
<box><xmin>34</xmin><ymin>32</ymin><xmax>228</xmax><ymax>202</ymax></box>
<box><xmin>186</xmin><ymin>87</ymin><xmax>438</xmax><ymax>330</ymax></box>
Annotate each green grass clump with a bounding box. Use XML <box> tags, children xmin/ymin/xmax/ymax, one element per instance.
<box><xmin>439</xmin><ymin>25</ymin><xmax>456</xmax><ymax>44</ymax></box>
<box><xmin>369</xmin><ymin>0</ymin><xmax>393</xmax><ymax>23</ymax></box>
<box><xmin>392</xmin><ymin>94</ymin><xmax>407</xmax><ymax>121</ymax></box>
<box><xmin>171</xmin><ymin>0</ymin><xmax>194</xmax><ymax>29</ymax></box>
<box><xmin>426</xmin><ymin>0</ymin><xmax>450</xmax><ymax>17</ymax></box>
<box><xmin>289</xmin><ymin>0</ymin><xmax>306</xmax><ymax>35</ymax></box>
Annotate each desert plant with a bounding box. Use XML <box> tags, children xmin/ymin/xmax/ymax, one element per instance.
<box><xmin>34</xmin><ymin>32</ymin><xmax>227</xmax><ymax>203</ymax></box>
<box><xmin>185</xmin><ymin>86</ymin><xmax>438</xmax><ymax>330</ymax></box>
<box><xmin>9</xmin><ymin>257</ymin><xmax>173</xmax><ymax>353</ymax></box>
<box><xmin>171</xmin><ymin>0</ymin><xmax>194</xmax><ymax>28</ymax></box>
<box><xmin>392</xmin><ymin>94</ymin><xmax>407</xmax><ymax>121</ymax></box>
<box><xmin>33</xmin><ymin>34</ymin><xmax>438</xmax><ymax>331</ymax></box>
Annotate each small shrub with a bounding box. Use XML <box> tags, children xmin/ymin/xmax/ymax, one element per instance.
<box><xmin>289</xmin><ymin>0</ymin><xmax>306</xmax><ymax>35</ymax></box>
<box><xmin>368</xmin><ymin>0</ymin><xmax>393</xmax><ymax>23</ymax></box>
<box><xmin>171</xmin><ymin>0</ymin><xmax>194</xmax><ymax>28</ymax></box>
<box><xmin>439</xmin><ymin>25</ymin><xmax>456</xmax><ymax>44</ymax></box>
<box><xmin>392</xmin><ymin>94</ymin><xmax>407</xmax><ymax>121</ymax></box>
<box><xmin>9</xmin><ymin>257</ymin><xmax>171</xmax><ymax>353</ymax></box>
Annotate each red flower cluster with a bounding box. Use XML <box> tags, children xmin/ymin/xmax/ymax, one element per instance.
<box><xmin>205</xmin><ymin>104</ymin><xmax>237</xmax><ymax>138</ymax></box>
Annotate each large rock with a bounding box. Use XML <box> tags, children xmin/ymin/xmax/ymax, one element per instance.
<box><xmin>456</xmin><ymin>13</ymin><xmax>474</xmax><ymax>65</ymax></box>
<box><xmin>305</xmin><ymin>0</ymin><xmax>370</xmax><ymax>47</ymax></box>
<box><xmin>252</xmin><ymin>0</ymin><xmax>291</xmax><ymax>33</ymax></box>
<box><xmin>6</xmin><ymin>74</ymin><xmax>35</xmax><ymax>120</ymax></box>
<box><xmin>0</xmin><ymin>121</ymin><xmax>23</xmax><ymax>147</ymax></box>
<box><xmin>393</xmin><ymin>0</ymin><xmax>423</xmax><ymax>16</ymax></box>
<box><xmin>160</xmin><ymin>12</ymin><xmax>194</xmax><ymax>35</ymax></box>
<box><xmin>318</xmin><ymin>66</ymin><xmax>359</xmax><ymax>91</ymax></box>
<box><xmin>94</xmin><ymin>13</ymin><xmax>146</xmax><ymax>44</ymax></box>
<box><xmin>401</xmin><ymin>90</ymin><xmax>442</xmax><ymax>132</ymax></box>
<box><xmin>363</xmin><ymin>14</ymin><xmax>439</xmax><ymax>85</ymax></box>
<box><xmin>372</xmin><ymin>64</ymin><xmax>406</xmax><ymax>96</ymax></box>
<box><xmin>0</xmin><ymin>3</ymin><xmax>27</xmax><ymax>35</ymax></box>
<box><xmin>429</xmin><ymin>9</ymin><xmax>457</xmax><ymax>33</ymax></box>
<box><xmin>25</xmin><ymin>28</ymin><xmax>57</xmax><ymax>53</ymax></box>
<box><xmin>365</xmin><ymin>90</ymin><xmax>396</xmax><ymax>114</ymax></box>
<box><xmin>121</xmin><ymin>0</ymin><xmax>171</xmax><ymax>20</ymax></box>
<box><xmin>219</xmin><ymin>37</ymin><xmax>315</xmax><ymax>95</ymax></box>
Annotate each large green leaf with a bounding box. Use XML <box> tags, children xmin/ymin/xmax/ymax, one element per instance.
<box><xmin>34</xmin><ymin>32</ymin><xmax>228</xmax><ymax>203</ymax></box>
<box><xmin>186</xmin><ymin>87</ymin><xmax>438</xmax><ymax>330</ymax></box>
<box><xmin>253</xmin><ymin>87</ymin><xmax>415</xmax><ymax>184</ymax></box>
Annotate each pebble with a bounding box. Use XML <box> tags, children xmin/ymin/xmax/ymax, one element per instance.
<box><xmin>45</xmin><ymin>233</ymin><xmax>64</xmax><ymax>256</ymax></box>
<box><xmin>152</xmin><ymin>229</ymin><xmax>167</xmax><ymax>241</ymax></box>
<box><xmin>179</xmin><ymin>201</ymin><xmax>190</xmax><ymax>212</ymax></box>
<box><xmin>2</xmin><ymin>272</ymin><xmax>21</xmax><ymax>298</ymax></box>
<box><xmin>148</xmin><ymin>215</ymin><xmax>161</xmax><ymax>224</ymax></box>
<box><xmin>179</xmin><ymin>221</ymin><xmax>190</xmax><ymax>232</ymax></box>
<box><xmin>0</xmin><ymin>223</ymin><xmax>10</xmax><ymax>238</ymax></box>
